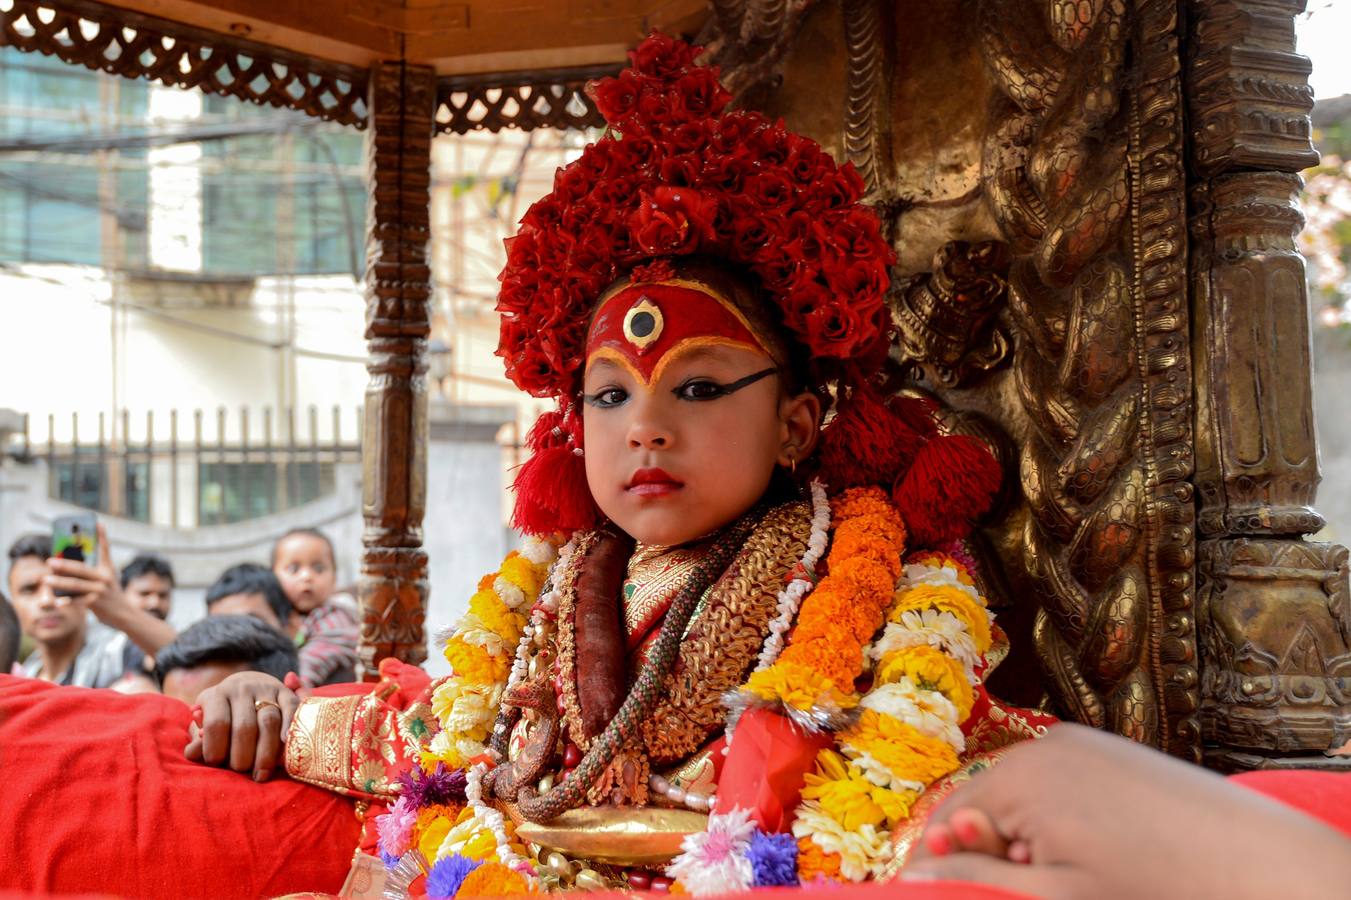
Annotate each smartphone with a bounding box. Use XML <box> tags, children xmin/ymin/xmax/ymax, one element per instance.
<box><xmin>51</xmin><ymin>513</ymin><xmax>97</xmax><ymax>596</ymax></box>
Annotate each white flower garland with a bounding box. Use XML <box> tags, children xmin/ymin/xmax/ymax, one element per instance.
<box><xmin>504</xmin><ymin>536</ymin><xmax>574</xmax><ymax>699</ymax></box>
<box><xmin>465</xmin><ymin>761</ymin><xmax>538</xmax><ymax>879</ymax></box>
<box><xmin>752</xmin><ymin>480</ymin><xmax>830</xmax><ymax>672</ymax></box>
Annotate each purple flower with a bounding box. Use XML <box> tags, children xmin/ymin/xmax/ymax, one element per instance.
<box><xmin>426</xmin><ymin>853</ymin><xmax>481</xmax><ymax>898</ymax></box>
<box><xmin>380</xmin><ymin>849</ymin><xmax>401</xmax><ymax>870</ymax></box>
<box><xmin>398</xmin><ymin>762</ymin><xmax>468</xmax><ymax>808</ymax></box>
<box><xmin>747</xmin><ymin>830</ymin><xmax>799</xmax><ymax>888</ymax></box>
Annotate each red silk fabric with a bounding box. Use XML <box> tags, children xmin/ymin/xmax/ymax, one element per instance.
<box><xmin>0</xmin><ymin>674</ymin><xmax>359</xmax><ymax>898</ymax></box>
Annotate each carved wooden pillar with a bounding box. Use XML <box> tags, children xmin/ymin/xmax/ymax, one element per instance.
<box><xmin>1186</xmin><ymin>0</ymin><xmax>1351</xmax><ymax>767</ymax></box>
<box><xmin>358</xmin><ymin>62</ymin><xmax>436</xmax><ymax>675</ymax></box>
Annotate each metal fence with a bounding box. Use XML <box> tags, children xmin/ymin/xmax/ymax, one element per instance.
<box><xmin>8</xmin><ymin>406</ymin><xmax>362</xmax><ymax>527</ymax></box>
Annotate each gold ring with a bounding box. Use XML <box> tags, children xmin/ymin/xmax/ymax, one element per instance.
<box><xmin>254</xmin><ymin>698</ymin><xmax>281</xmax><ymax>713</ymax></box>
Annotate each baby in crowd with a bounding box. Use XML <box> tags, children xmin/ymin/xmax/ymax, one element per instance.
<box><xmin>270</xmin><ymin>529</ymin><xmax>358</xmax><ymax>687</ymax></box>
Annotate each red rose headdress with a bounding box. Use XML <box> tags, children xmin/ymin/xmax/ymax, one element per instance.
<box><xmin>499</xmin><ymin>32</ymin><xmax>999</xmax><ymax>542</ymax></box>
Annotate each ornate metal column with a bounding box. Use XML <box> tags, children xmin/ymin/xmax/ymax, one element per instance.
<box><xmin>358</xmin><ymin>61</ymin><xmax>436</xmax><ymax>675</ymax></box>
<box><xmin>1186</xmin><ymin>0</ymin><xmax>1351</xmax><ymax>768</ymax></box>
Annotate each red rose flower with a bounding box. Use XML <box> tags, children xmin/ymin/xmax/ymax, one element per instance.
<box><xmin>749</xmin><ymin>126</ymin><xmax>791</xmax><ymax>164</ymax></box>
<box><xmin>628</xmin><ymin>32</ymin><xmax>701</xmax><ymax>78</ymax></box>
<box><xmin>628</xmin><ymin>186</ymin><xmax>717</xmax><ymax>256</ymax></box>
<box><xmin>613</xmin><ymin>134</ymin><xmax>659</xmax><ymax>169</ymax></box>
<box><xmin>787</xmin><ymin>143</ymin><xmax>828</xmax><ymax>185</ymax></box>
<box><xmin>702</xmin><ymin>153</ymin><xmax>749</xmax><ymax>193</ymax></box>
<box><xmin>636</xmin><ymin>90</ymin><xmax>677</xmax><ymax>128</ymax></box>
<box><xmin>757</xmin><ymin>255</ymin><xmax>809</xmax><ymax>294</ymax></box>
<box><xmin>827</xmin><ymin>258</ymin><xmax>889</xmax><ymax>303</ymax></box>
<box><xmin>746</xmin><ymin>170</ymin><xmax>796</xmax><ymax>214</ymax></box>
<box><xmin>670</xmin><ymin>121</ymin><xmax>710</xmax><ymax>154</ymax></box>
<box><xmin>503</xmin><ymin>230</ymin><xmax>541</xmax><ymax>269</ymax></box>
<box><xmin>593</xmin><ymin>71</ymin><xmax>641</xmax><ymax>123</ymax></box>
<box><xmin>827</xmin><ymin>208</ymin><xmax>886</xmax><ymax>262</ymax></box>
<box><xmin>553</xmin><ymin>161</ymin><xmax>594</xmax><ymax>202</ymax></box>
<box><xmin>673</xmin><ymin>69</ymin><xmax>732</xmax><ymax>120</ymax></box>
<box><xmin>659</xmin><ymin>152</ymin><xmax>702</xmax><ymax>187</ymax></box>
<box><xmin>803</xmin><ymin>304</ymin><xmax>863</xmax><ymax>357</ymax></box>
<box><xmin>709</xmin><ymin>110</ymin><xmax>764</xmax><ymax>153</ymax></box>
<box><xmin>731</xmin><ymin>216</ymin><xmax>771</xmax><ymax>261</ymax></box>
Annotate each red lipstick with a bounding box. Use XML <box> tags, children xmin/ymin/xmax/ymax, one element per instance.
<box><xmin>626</xmin><ymin>467</ymin><xmax>684</xmax><ymax>497</ymax></box>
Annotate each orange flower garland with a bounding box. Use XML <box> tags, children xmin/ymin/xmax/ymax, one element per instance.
<box><xmin>781</xmin><ymin>536</ymin><xmax>994</xmax><ymax>883</ymax></box>
<box><xmin>740</xmin><ymin>486</ymin><xmax>907</xmax><ymax>723</ymax></box>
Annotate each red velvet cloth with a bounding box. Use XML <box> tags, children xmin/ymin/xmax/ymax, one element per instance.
<box><xmin>0</xmin><ymin>674</ymin><xmax>360</xmax><ymax>898</ymax></box>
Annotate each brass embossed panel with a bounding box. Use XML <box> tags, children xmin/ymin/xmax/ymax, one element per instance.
<box><xmin>713</xmin><ymin>0</ymin><xmax>1200</xmax><ymax>757</ymax></box>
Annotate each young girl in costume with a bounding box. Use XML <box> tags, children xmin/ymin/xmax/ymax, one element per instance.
<box><xmin>339</xmin><ymin>32</ymin><xmax>1054</xmax><ymax>897</ymax></box>
<box><xmin>0</xmin><ymin>32</ymin><xmax>1048</xmax><ymax>900</ymax></box>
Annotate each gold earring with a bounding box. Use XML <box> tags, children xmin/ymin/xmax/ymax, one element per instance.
<box><xmin>789</xmin><ymin>454</ymin><xmax>797</xmax><ymax>475</ymax></box>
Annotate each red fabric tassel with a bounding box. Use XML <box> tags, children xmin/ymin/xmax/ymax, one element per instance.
<box><xmin>511</xmin><ymin>408</ymin><xmax>602</xmax><ymax>536</ymax></box>
<box><xmin>893</xmin><ymin>433</ymin><xmax>1002</xmax><ymax>547</ymax></box>
<box><xmin>715</xmin><ymin>708</ymin><xmax>833</xmax><ymax>832</ymax></box>
<box><xmin>815</xmin><ymin>385</ymin><xmax>927</xmax><ymax>492</ymax></box>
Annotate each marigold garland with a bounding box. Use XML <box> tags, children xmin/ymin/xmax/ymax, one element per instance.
<box><xmin>887</xmin><ymin>583</ymin><xmax>992</xmax><ymax>654</ymax></box>
<box><xmin>735</xmin><ymin>486</ymin><xmax>906</xmax><ymax>725</ymax></box>
<box><xmin>794</xmin><ymin>838</ymin><xmax>844</xmax><ymax>883</ymax></box>
<box><xmin>780</xmin><ymin>543</ymin><xmax>992</xmax><ymax>886</ymax></box>
<box><xmin>425</xmin><ymin>542</ymin><xmax>557</xmax><ymax>771</ymax></box>
<box><xmin>384</xmin><ymin>488</ymin><xmax>998</xmax><ymax>895</ymax></box>
<box><xmin>456</xmin><ymin>861</ymin><xmax>536</xmax><ymax>896</ymax></box>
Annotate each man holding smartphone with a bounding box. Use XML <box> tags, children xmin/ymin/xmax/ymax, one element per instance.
<box><xmin>7</xmin><ymin>526</ymin><xmax>176</xmax><ymax>688</ymax></box>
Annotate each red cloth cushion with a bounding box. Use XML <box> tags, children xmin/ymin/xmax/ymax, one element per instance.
<box><xmin>1231</xmin><ymin>769</ymin><xmax>1351</xmax><ymax>837</ymax></box>
<box><xmin>0</xmin><ymin>674</ymin><xmax>359</xmax><ymax>898</ymax></box>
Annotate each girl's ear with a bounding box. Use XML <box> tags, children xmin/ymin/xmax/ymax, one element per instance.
<box><xmin>778</xmin><ymin>391</ymin><xmax>823</xmax><ymax>467</ymax></box>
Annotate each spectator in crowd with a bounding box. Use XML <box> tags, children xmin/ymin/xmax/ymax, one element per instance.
<box><xmin>0</xmin><ymin>591</ymin><xmax>20</xmax><ymax>675</ymax></box>
<box><xmin>9</xmin><ymin>529</ymin><xmax>175</xmax><ymax>688</ymax></box>
<box><xmin>118</xmin><ymin>553</ymin><xmax>176</xmax><ymax>685</ymax></box>
<box><xmin>204</xmin><ymin>563</ymin><xmax>290</xmax><ymax>632</ymax></box>
<box><xmin>120</xmin><ymin>554</ymin><xmax>175</xmax><ymax>621</ymax></box>
<box><xmin>272</xmin><ymin>529</ymin><xmax>357</xmax><ymax>687</ymax></box>
<box><xmin>155</xmin><ymin>614</ymin><xmax>298</xmax><ymax>706</ymax></box>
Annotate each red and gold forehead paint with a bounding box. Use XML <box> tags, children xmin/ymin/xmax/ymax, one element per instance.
<box><xmin>585</xmin><ymin>280</ymin><xmax>775</xmax><ymax>387</ymax></box>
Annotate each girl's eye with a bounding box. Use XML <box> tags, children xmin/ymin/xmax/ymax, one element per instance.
<box><xmin>583</xmin><ymin>387</ymin><xmax>628</xmax><ymax>408</ymax></box>
<box><xmin>677</xmin><ymin>380</ymin><xmax>727</xmax><ymax>401</ymax></box>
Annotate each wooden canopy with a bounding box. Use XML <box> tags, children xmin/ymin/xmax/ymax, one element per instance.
<box><xmin>95</xmin><ymin>0</ymin><xmax>709</xmax><ymax>75</ymax></box>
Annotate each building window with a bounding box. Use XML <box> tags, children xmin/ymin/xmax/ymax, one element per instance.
<box><xmin>50</xmin><ymin>456</ymin><xmax>151</xmax><ymax>523</ymax></box>
<box><xmin>198</xmin><ymin>461</ymin><xmax>334</xmax><ymax>525</ymax></box>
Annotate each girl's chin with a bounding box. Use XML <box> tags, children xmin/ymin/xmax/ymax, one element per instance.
<box><xmin>611</xmin><ymin>507</ymin><xmax>740</xmax><ymax>548</ymax></box>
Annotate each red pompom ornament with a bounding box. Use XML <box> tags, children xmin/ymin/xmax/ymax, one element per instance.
<box><xmin>815</xmin><ymin>387</ymin><xmax>927</xmax><ymax>492</ymax></box>
<box><xmin>510</xmin><ymin>406</ymin><xmax>602</xmax><ymax>536</ymax></box>
<box><xmin>893</xmin><ymin>433</ymin><xmax>1002</xmax><ymax>547</ymax></box>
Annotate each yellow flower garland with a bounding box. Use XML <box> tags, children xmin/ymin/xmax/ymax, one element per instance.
<box><xmin>426</xmin><ymin>542</ymin><xmax>557</xmax><ymax>772</ymax></box>
<box><xmin>786</xmin><ymin>531</ymin><xmax>993</xmax><ymax>882</ymax></box>
<box><xmin>874</xmin><ymin>645</ymin><xmax>975</xmax><ymax>720</ymax></box>
<box><xmin>887</xmin><ymin>583</ymin><xmax>992</xmax><ymax>654</ymax></box>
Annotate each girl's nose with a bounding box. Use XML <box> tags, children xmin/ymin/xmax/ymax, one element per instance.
<box><xmin>626</xmin><ymin>396</ymin><xmax>674</xmax><ymax>450</ymax></box>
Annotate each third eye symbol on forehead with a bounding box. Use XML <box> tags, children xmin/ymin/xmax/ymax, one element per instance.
<box><xmin>623</xmin><ymin>297</ymin><xmax>664</xmax><ymax>352</ymax></box>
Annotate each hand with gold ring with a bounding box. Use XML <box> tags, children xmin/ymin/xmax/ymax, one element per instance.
<box><xmin>185</xmin><ymin>671</ymin><xmax>300</xmax><ymax>782</ymax></box>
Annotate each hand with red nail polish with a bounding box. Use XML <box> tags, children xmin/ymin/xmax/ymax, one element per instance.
<box><xmin>903</xmin><ymin>724</ymin><xmax>1351</xmax><ymax>899</ymax></box>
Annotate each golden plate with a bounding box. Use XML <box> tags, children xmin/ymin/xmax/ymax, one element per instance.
<box><xmin>504</xmin><ymin>803</ymin><xmax>708</xmax><ymax>867</ymax></box>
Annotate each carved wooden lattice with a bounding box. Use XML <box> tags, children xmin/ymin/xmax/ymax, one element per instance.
<box><xmin>0</xmin><ymin>0</ymin><xmax>369</xmax><ymax>126</ymax></box>
<box><xmin>435</xmin><ymin>68</ymin><xmax>612</xmax><ymax>135</ymax></box>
